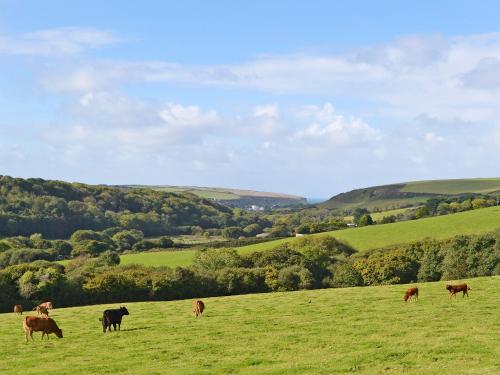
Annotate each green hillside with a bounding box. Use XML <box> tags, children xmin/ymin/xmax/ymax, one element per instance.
<box><xmin>121</xmin><ymin>184</ymin><xmax>307</xmax><ymax>208</ymax></box>
<box><xmin>322</xmin><ymin>178</ymin><xmax>500</xmax><ymax>211</ymax></box>
<box><xmin>119</xmin><ymin>206</ymin><xmax>500</xmax><ymax>268</ymax></box>
<box><xmin>1</xmin><ymin>276</ymin><xmax>498</xmax><ymax>374</ymax></box>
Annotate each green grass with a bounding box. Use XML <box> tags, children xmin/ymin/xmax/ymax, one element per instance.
<box><xmin>116</xmin><ymin>206</ymin><xmax>500</xmax><ymax>268</ymax></box>
<box><xmin>401</xmin><ymin>178</ymin><xmax>500</xmax><ymax>195</ymax></box>
<box><xmin>239</xmin><ymin>206</ymin><xmax>500</xmax><ymax>253</ymax></box>
<box><xmin>120</xmin><ymin>250</ymin><xmax>196</xmax><ymax>268</ymax></box>
<box><xmin>1</xmin><ymin>276</ymin><xmax>498</xmax><ymax>374</ymax></box>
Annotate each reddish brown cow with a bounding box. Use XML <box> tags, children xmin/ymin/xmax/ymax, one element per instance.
<box><xmin>446</xmin><ymin>283</ymin><xmax>470</xmax><ymax>298</ymax></box>
<box><xmin>193</xmin><ymin>300</ymin><xmax>205</xmax><ymax>318</ymax></box>
<box><xmin>13</xmin><ymin>305</ymin><xmax>23</xmax><ymax>315</ymax></box>
<box><xmin>403</xmin><ymin>287</ymin><xmax>419</xmax><ymax>302</ymax></box>
<box><xmin>33</xmin><ymin>305</ymin><xmax>49</xmax><ymax>317</ymax></box>
<box><xmin>23</xmin><ymin>316</ymin><xmax>63</xmax><ymax>342</ymax></box>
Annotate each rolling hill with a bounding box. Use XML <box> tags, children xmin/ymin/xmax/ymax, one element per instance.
<box><xmin>119</xmin><ymin>206</ymin><xmax>500</xmax><ymax>268</ymax></box>
<box><xmin>120</xmin><ymin>184</ymin><xmax>307</xmax><ymax>208</ymax></box>
<box><xmin>321</xmin><ymin>178</ymin><xmax>500</xmax><ymax>212</ymax></box>
<box><xmin>1</xmin><ymin>276</ymin><xmax>498</xmax><ymax>374</ymax></box>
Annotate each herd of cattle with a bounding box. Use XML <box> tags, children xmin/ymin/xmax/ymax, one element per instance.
<box><xmin>13</xmin><ymin>283</ymin><xmax>470</xmax><ymax>342</ymax></box>
<box><xmin>14</xmin><ymin>299</ymin><xmax>206</xmax><ymax>342</ymax></box>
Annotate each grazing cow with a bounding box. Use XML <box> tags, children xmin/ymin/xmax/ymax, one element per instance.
<box><xmin>13</xmin><ymin>305</ymin><xmax>23</xmax><ymax>315</ymax></box>
<box><xmin>403</xmin><ymin>287</ymin><xmax>419</xmax><ymax>302</ymax></box>
<box><xmin>34</xmin><ymin>305</ymin><xmax>49</xmax><ymax>317</ymax></box>
<box><xmin>193</xmin><ymin>300</ymin><xmax>205</xmax><ymax>318</ymax></box>
<box><xmin>100</xmin><ymin>306</ymin><xmax>129</xmax><ymax>332</ymax></box>
<box><xmin>446</xmin><ymin>283</ymin><xmax>470</xmax><ymax>298</ymax></box>
<box><xmin>23</xmin><ymin>316</ymin><xmax>63</xmax><ymax>342</ymax></box>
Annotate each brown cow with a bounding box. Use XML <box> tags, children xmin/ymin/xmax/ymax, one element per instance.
<box><xmin>403</xmin><ymin>287</ymin><xmax>419</xmax><ymax>302</ymax></box>
<box><xmin>13</xmin><ymin>305</ymin><xmax>23</xmax><ymax>315</ymax></box>
<box><xmin>446</xmin><ymin>283</ymin><xmax>470</xmax><ymax>298</ymax></box>
<box><xmin>34</xmin><ymin>305</ymin><xmax>49</xmax><ymax>317</ymax></box>
<box><xmin>193</xmin><ymin>300</ymin><xmax>205</xmax><ymax>318</ymax></box>
<box><xmin>23</xmin><ymin>316</ymin><xmax>63</xmax><ymax>342</ymax></box>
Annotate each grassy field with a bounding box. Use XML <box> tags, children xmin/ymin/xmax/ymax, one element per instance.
<box><xmin>400</xmin><ymin>178</ymin><xmax>500</xmax><ymax>195</ymax></box>
<box><xmin>121</xmin><ymin>250</ymin><xmax>196</xmax><ymax>267</ymax></box>
<box><xmin>122</xmin><ymin>185</ymin><xmax>305</xmax><ymax>202</ymax></box>
<box><xmin>1</xmin><ymin>276</ymin><xmax>498</xmax><ymax>374</ymax></box>
<box><xmin>117</xmin><ymin>206</ymin><xmax>500</xmax><ymax>268</ymax></box>
<box><xmin>239</xmin><ymin>206</ymin><xmax>500</xmax><ymax>253</ymax></box>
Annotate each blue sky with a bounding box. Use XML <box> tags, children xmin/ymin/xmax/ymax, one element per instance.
<box><xmin>1</xmin><ymin>1</ymin><xmax>500</xmax><ymax>197</ymax></box>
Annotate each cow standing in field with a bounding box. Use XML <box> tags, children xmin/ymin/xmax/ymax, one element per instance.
<box><xmin>446</xmin><ymin>283</ymin><xmax>471</xmax><ymax>298</ymax></box>
<box><xmin>403</xmin><ymin>287</ymin><xmax>419</xmax><ymax>302</ymax></box>
<box><xmin>100</xmin><ymin>306</ymin><xmax>129</xmax><ymax>332</ymax></box>
<box><xmin>34</xmin><ymin>305</ymin><xmax>49</xmax><ymax>317</ymax></box>
<box><xmin>23</xmin><ymin>316</ymin><xmax>63</xmax><ymax>342</ymax></box>
<box><xmin>193</xmin><ymin>300</ymin><xmax>205</xmax><ymax>318</ymax></box>
<box><xmin>13</xmin><ymin>305</ymin><xmax>23</xmax><ymax>315</ymax></box>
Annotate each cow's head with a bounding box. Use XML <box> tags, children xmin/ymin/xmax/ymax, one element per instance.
<box><xmin>120</xmin><ymin>306</ymin><xmax>130</xmax><ymax>315</ymax></box>
<box><xmin>56</xmin><ymin>329</ymin><xmax>63</xmax><ymax>338</ymax></box>
<box><xmin>445</xmin><ymin>285</ymin><xmax>452</xmax><ymax>291</ymax></box>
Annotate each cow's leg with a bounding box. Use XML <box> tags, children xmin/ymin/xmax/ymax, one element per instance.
<box><xmin>30</xmin><ymin>329</ymin><xmax>34</xmax><ymax>341</ymax></box>
<box><xmin>112</xmin><ymin>323</ymin><xmax>116</xmax><ymax>331</ymax></box>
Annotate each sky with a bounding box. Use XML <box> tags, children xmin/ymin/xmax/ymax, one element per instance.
<box><xmin>1</xmin><ymin>1</ymin><xmax>500</xmax><ymax>198</ymax></box>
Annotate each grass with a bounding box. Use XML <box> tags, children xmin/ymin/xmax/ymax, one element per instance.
<box><xmin>120</xmin><ymin>250</ymin><xmax>196</xmax><ymax>268</ymax></box>
<box><xmin>115</xmin><ymin>206</ymin><xmax>500</xmax><ymax>268</ymax></box>
<box><xmin>1</xmin><ymin>276</ymin><xmax>498</xmax><ymax>374</ymax></box>
<box><xmin>239</xmin><ymin>206</ymin><xmax>500</xmax><ymax>253</ymax></box>
<box><xmin>400</xmin><ymin>178</ymin><xmax>500</xmax><ymax>195</ymax></box>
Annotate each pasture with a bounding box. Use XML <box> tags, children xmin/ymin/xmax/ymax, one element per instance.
<box><xmin>0</xmin><ymin>276</ymin><xmax>498</xmax><ymax>374</ymax></box>
<box><xmin>400</xmin><ymin>178</ymin><xmax>500</xmax><ymax>195</ymax></box>
<box><xmin>119</xmin><ymin>206</ymin><xmax>500</xmax><ymax>268</ymax></box>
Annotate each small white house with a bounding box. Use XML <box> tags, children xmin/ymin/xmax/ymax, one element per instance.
<box><xmin>295</xmin><ymin>233</ymin><xmax>305</xmax><ymax>237</ymax></box>
<box><xmin>347</xmin><ymin>223</ymin><xmax>357</xmax><ymax>228</ymax></box>
<box><xmin>256</xmin><ymin>232</ymin><xmax>271</xmax><ymax>238</ymax></box>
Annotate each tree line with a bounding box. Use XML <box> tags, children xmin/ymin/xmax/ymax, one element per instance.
<box><xmin>0</xmin><ymin>231</ymin><xmax>498</xmax><ymax>313</ymax></box>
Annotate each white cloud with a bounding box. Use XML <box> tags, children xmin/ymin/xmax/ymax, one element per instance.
<box><xmin>292</xmin><ymin>104</ymin><xmax>380</xmax><ymax>146</ymax></box>
<box><xmin>0</xmin><ymin>27</ymin><xmax>116</xmax><ymax>56</ymax></box>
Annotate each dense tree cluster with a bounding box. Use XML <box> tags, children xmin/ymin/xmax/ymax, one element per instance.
<box><xmin>0</xmin><ymin>175</ymin><xmax>272</xmax><ymax>238</ymax></box>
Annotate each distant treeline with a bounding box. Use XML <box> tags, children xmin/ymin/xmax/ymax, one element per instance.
<box><xmin>0</xmin><ymin>231</ymin><xmax>498</xmax><ymax>313</ymax></box>
<box><xmin>0</xmin><ymin>175</ymin><xmax>272</xmax><ymax>238</ymax></box>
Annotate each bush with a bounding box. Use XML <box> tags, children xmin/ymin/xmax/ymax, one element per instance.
<box><xmin>72</xmin><ymin>240</ymin><xmax>110</xmax><ymax>257</ymax></box>
<box><xmin>331</xmin><ymin>262</ymin><xmax>364</xmax><ymax>287</ymax></box>
<box><xmin>358</xmin><ymin>214</ymin><xmax>373</xmax><ymax>227</ymax></box>
<box><xmin>222</xmin><ymin>227</ymin><xmax>245</xmax><ymax>239</ymax></box>
<box><xmin>158</xmin><ymin>236</ymin><xmax>174</xmax><ymax>248</ymax></box>
<box><xmin>132</xmin><ymin>240</ymin><xmax>157</xmax><ymax>252</ymax></box>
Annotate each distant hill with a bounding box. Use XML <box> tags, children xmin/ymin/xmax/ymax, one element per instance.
<box><xmin>120</xmin><ymin>185</ymin><xmax>307</xmax><ymax>208</ymax></box>
<box><xmin>321</xmin><ymin>178</ymin><xmax>500</xmax><ymax>212</ymax></box>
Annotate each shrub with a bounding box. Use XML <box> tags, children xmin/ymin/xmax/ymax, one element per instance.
<box><xmin>331</xmin><ymin>262</ymin><xmax>364</xmax><ymax>288</ymax></box>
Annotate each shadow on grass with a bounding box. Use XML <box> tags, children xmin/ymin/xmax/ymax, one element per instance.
<box><xmin>119</xmin><ymin>326</ymin><xmax>153</xmax><ymax>332</ymax></box>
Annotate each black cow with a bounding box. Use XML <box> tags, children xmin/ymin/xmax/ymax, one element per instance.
<box><xmin>100</xmin><ymin>306</ymin><xmax>129</xmax><ymax>333</ymax></box>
